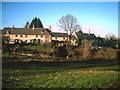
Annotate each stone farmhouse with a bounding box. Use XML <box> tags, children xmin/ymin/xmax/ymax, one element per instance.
<box><xmin>2</xmin><ymin>26</ymin><xmax>78</xmax><ymax>46</ymax></box>
<box><xmin>3</xmin><ymin>27</ymin><xmax>51</xmax><ymax>44</ymax></box>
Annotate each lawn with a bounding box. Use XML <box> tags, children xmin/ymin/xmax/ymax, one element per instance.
<box><xmin>2</xmin><ymin>57</ymin><xmax>120</xmax><ymax>89</ymax></box>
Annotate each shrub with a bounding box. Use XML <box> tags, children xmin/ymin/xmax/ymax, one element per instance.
<box><xmin>55</xmin><ymin>46</ymin><xmax>68</xmax><ymax>58</ymax></box>
<box><xmin>24</xmin><ymin>45</ymin><xmax>53</xmax><ymax>53</ymax></box>
<box><xmin>81</xmin><ymin>40</ymin><xmax>92</xmax><ymax>59</ymax></box>
<box><xmin>94</xmin><ymin>48</ymin><xmax>117</xmax><ymax>60</ymax></box>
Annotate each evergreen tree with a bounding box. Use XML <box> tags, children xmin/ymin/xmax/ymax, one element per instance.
<box><xmin>25</xmin><ymin>21</ymin><xmax>29</xmax><ymax>28</ymax></box>
<box><xmin>29</xmin><ymin>18</ymin><xmax>35</xmax><ymax>28</ymax></box>
<box><xmin>37</xmin><ymin>18</ymin><xmax>43</xmax><ymax>28</ymax></box>
<box><xmin>29</xmin><ymin>17</ymin><xmax>43</xmax><ymax>28</ymax></box>
<box><xmin>34</xmin><ymin>17</ymin><xmax>38</xmax><ymax>28</ymax></box>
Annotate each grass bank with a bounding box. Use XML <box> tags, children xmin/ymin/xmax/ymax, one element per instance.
<box><xmin>2</xmin><ymin>59</ymin><xmax>119</xmax><ymax>88</ymax></box>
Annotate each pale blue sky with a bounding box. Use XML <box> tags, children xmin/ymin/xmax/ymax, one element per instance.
<box><xmin>2</xmin><ymin>2</ymin><xmax>118</xmax><ymax>37</ymax></box>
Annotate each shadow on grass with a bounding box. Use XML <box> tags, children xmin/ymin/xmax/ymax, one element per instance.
<box><xmin>2</xmin><ymin>57</ymin><xmax>119</xmax><ymax>71</ymax></box>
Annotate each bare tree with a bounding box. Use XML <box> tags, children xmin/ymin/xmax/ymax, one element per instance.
<box><xmin>105</xmin><ymin>33</ymin><xmax>116</xmax><ymax>40</ymax></box>
<box><xmin>58</xmin><ymin>14</ymin><xmax>81</xmax><ymax>45</ymax></box>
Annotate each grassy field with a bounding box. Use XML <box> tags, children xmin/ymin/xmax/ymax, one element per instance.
<box><xmin>2</xmin><ymin>57</ymin><xmax>120</xmax><ymax>89</ymax></box>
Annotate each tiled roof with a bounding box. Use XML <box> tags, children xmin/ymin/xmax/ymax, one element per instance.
<box><xmin>52</xmin><ymin>32</ymin><xmax>68</xmax><ymax>37</ymax></box>
<box><xmin>2</xmin><ymin>28</ymin><xmax>51</xmax><ymax>35</ymax></box>
<box><xmin>77</xmin><ymin>31</ymin><xmax>96</xmax><ymax>40</ymax></box>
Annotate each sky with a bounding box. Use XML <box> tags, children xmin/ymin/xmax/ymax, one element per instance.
<box><xmin>2</xmin><ymin>2</ymin><xmax>118</xmax><ymax>37</ymax></box>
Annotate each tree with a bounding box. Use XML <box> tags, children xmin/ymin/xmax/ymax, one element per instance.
<box><xmin>29</xmin><ymin>18</ymin><xmax>35</xmax><ymax>28</ymax></box>
<box><xmin>105</xmin><ymin>33</ymin><xmax>116</xmax><ymax>40</ymax></box>
<box><xmin>105</xmin><ymin>33</ymin><xmax>117</xmax><ymax>48</ymax></box>
<box><xmin>25</xmin><ymin>22</ymin><xmax>29</xmax><ymax>28</ymax></box>
<box><xmin>37</xmin><ymin>18</ymin><xmax>43</xmax><ymax>28</ymax></box>
<box><xmin>2</xmin><ymin>36</ymin><xmax>10</xmax><ymax>44</ymax></box>
<box><xmin>58</xmin><ymin>14</ymin><xmax>81</xmax><ymax>46</ymax></box>
<box><xmin>29</xmin><ymin>17</ymin><xmax>43</xmax><ymax>28</ymax></box>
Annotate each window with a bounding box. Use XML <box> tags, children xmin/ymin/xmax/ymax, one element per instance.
<box><xmin>63</xmin><ymin>37</ymin><xmax>65</xmax><ymax>40</ymax></box>
<box><xmin>55</xmin><ymin>37</ymin><xmax>57</xmax><ymax>39</ymax></box>
<box><xmin>20</xmin><ymin>35</ymin><xmax>23</xmax><ymax>37</ymax></box>
<box><xmin>30</xmin><ymin>40</ymin><xmax>32</xmax><ymax>43</ymax></box>
<box><xmin>41</xmin><ymin>35</ymin><xmax>43</xmax><ymax>38</ymax></box>
<box><xmin>38</xmin><ymin>39</ymin><xmax>40</xmax><ymax>42</ymax></box>
<box><xmin>25</xmin><ymin>35</ymin><xmax>27</xmax><ymax>37</ymax></box>
<box><xmin>36</xmin><ymin>35</ymin><xmax>38</xmax><ymax>37</ymax></box>
<box><xmin>42</xmin><ymin>30</ymin><xmax>44</xmax><ymax>32</ymax></box>
<box><xmin>15</xmin><ymin>35</ymin><xmax>18</xmax><ymax>37</ymax></box>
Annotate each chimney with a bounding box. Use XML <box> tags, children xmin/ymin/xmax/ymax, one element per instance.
<box><xmin>12</xmin><ymin>25</ymin><xmax>15</xmax><ymax>29</ymax></box>
<box><xmin>27</xmin><ymin>24</ymin><xmax>29</xmax><ymax>28</ymax></box>
<box><xmin>32</xmin><ymin>25</ymin><xmax>35</xmax><ymax>30</ymax></box>
<box><xmin>49</xmin><ymin>25</ymin><xmax>52</xmax><ymax>31</ymax></box>
<box><xmin>89</xmin><ymin>28</ymin><xmax>91</xmax><ymax>35</ymax></box>
<box><xmin>27</xmin><ymin>22</ymin><xmax>29</xmax><ymax>28</ymax></box>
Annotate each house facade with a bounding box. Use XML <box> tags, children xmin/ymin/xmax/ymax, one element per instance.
<box><xmin>2</xmin><ymin>27</ymin><xmax>78</xmax><ymax>46</ymax></box>
<box><xmin>51</xmin><ymin>32</ymin><xmax>68</xmax><ymax>42</ymax></box>
<box><xmin>51</xmin><ymin>32</ymin><xmax>77</xmax><ymax>46</ymax></box>
<box><xmin>2</xmin><ymin>27</ymin><xmax>52</xmax><ymax>44</ymax></box>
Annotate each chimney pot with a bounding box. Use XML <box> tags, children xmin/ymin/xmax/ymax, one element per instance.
<box><xmin>32</xmin><ymin>25</ymin><xmax>35</xmax><ymax>30</ymax></box>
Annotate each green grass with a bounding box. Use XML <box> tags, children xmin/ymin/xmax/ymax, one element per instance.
<box><xmin>3</xmin><ymin>70</ymin><xmax>119</xmax><ymax>88</ymax></box>
<box><xmin>2</xmin><ymin>58</ymin><xmax>120</xmax><ymax>88</ymax></box>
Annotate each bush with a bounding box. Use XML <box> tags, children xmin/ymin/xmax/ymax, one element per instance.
<box><xmin>94</xmin><ymin>48</ymin><xmax>117</xmax><ymax>60</ymax></box>
<box><xmin>55</xmin><ymin>46</ymin><xmax>68</xmax><ymax>58</ymax></box>
<box><xmin>24</xmin><ymin>45</ymin><xmax>53</xmax><ymax>53</ymax></box>
<box><xmin>81</xmin><ymin>40</ymin><xmax>92</xmax><ymax>59</ymax></box>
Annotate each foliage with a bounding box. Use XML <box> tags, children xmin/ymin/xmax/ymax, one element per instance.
<box><xmin>30</xmin><ymin>39</ymin><xmax>41</xmax><ymax>46</ymax></box>
<box><xmin>2</xmin><ymin>36</ymin><xmax>10</xmax><ymax>44</ymax></box>
<box><xmin>70</xmin><ymin>39</ymin><xmax>117</xmax><ymax>60</ymax></box>
<box><xmin>94</xmin><ymin>48</ymin><xmax>117</xmax><ymax>60</ymax></box>
<box><xmin>25</xmin><ymin>21</ymin><xmax>29</xmax><ymax>28</ymax></box>
<box><xmin>54</xmin><ymin>46</ymin><xmax>68</xmax><ymax>58</ymax></box>
<box><xmin>29</xmin><ymin>17</ymin><xmax>43</xmax><ymax>28</ymax></box>
<box><xmin>24</xmin><ymin>45</ymin><xmax>53</xmax><ymax>53</ymax></box>
<box><xmin>105</xmin><ymin>33</ymin><xmax>116</xmax><ymax>40</ymax></box>
<box><xmin>50</xmin><ymin>40</ymin><xmax>59</xmax><ymax>47</ymax></box>
<box><xmin>81</xmin><ymin>39</ymin><xmax>92</xmax><ymax>59</ymax></box>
